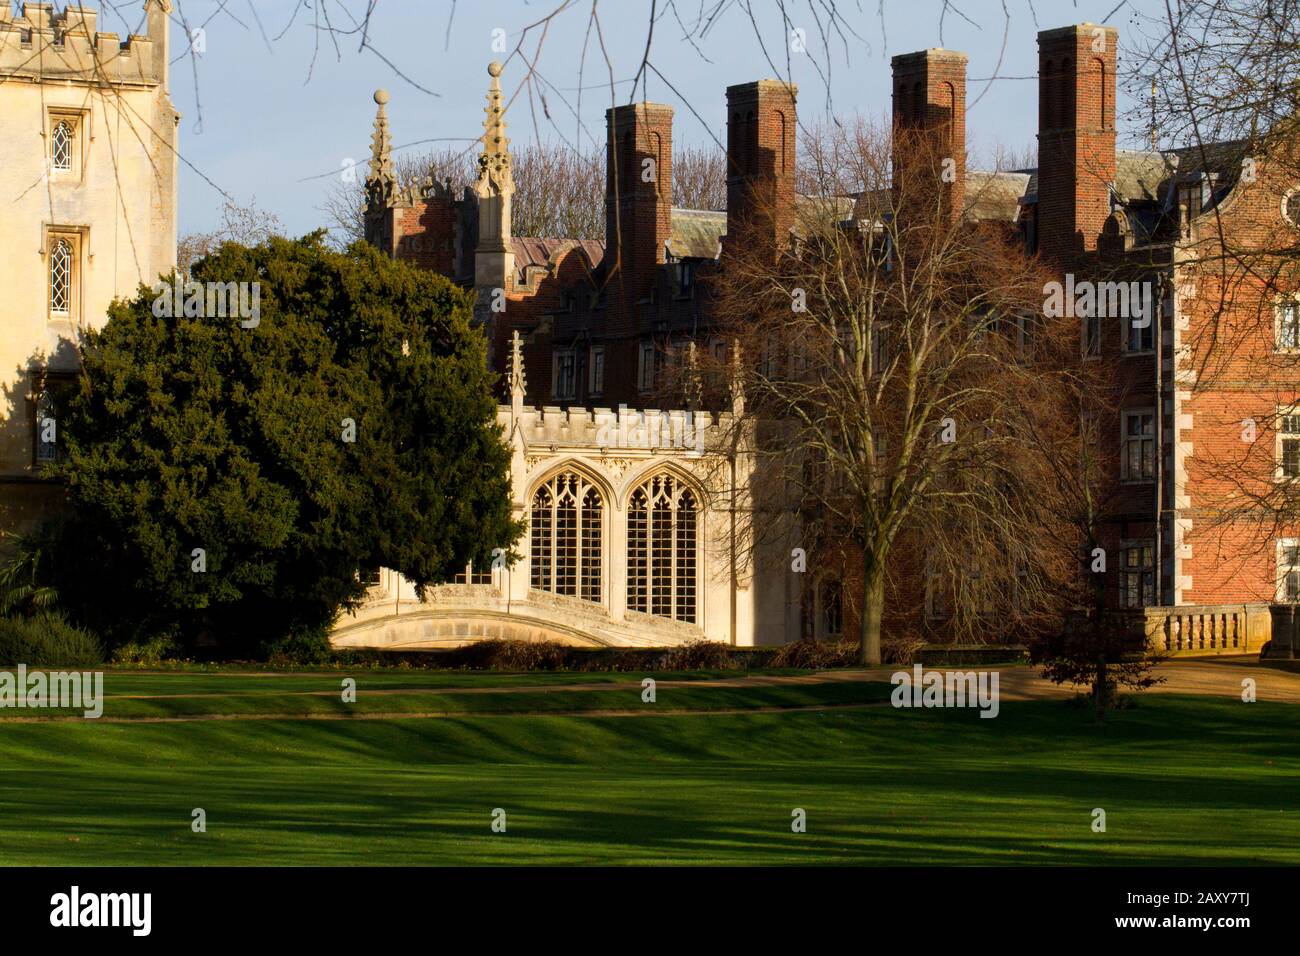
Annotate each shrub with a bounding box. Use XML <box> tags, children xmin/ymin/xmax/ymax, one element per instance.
<box><xmin>262</xmin><ymin>624</ymin><xmax>335</xmax><ymax>666</ymax></box>
<box><xmin>111</xmin><ymin>632</ymin><xmax>184</xmax><ymax>666</ymax></box>
<box><xmin>573</xmin><ymin>649</ymin><xmax>652</xmax><ymax>672</ymax></box>
<box><xmin>0</xmin><ymin>613</ymin><xmax>104</xmax><ymax>668</ymax></box>
<box><xmin>882</xmin><ymin>631</ymin><xmax>928</xmax><ymax>665</ymax></box>
<box><xmin>769</xmin><ymin>639</ymin><xmax>859</xmax><ymax>669</ymax></box>
<box><xmin>453</xmin><ymin>639</ymin><xmax>569</xmax><ymax>671</ymax></box>
<box><xmin>654</xmin><ymin>639</ymin><xmax>738</xmax><ymax>672</ymax></box>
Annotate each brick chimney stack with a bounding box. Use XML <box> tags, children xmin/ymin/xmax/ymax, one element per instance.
<box><xmin>725</xmin><ymin>80</ymin><xmax>798</xmax><ymax>258</ymax></box>
<box><xmin>1036</xmin><ymin>23</ymin><xmax>1118</xmax><ymax>263</ymax></box>
<box><xmin>891</xmin><ymin>49</ymin><xmax>967</xmax><ymax>221</ymax></box>
<box><xmin>605</xmin><ymin>103</ymin><xmax>674</xmax><ymax>315</ymax></box>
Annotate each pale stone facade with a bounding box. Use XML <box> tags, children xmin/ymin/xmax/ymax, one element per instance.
<box><xmin>337</xmin><ymin>67</ymin><xmax>795</xmax><ymax>649</ymax></box>
<box><xmin>0</xmin><ymin>1</ymin><xmax>177</xmax><ymax>532</ymax></box>
<box><xmin>333</xmin><ymin>334</ymin><xmax>794</xmax><ymax>649</ymax></box>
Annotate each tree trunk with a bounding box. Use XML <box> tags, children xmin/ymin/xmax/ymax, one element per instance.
<box><xmin>1094</xmin><ymin>654</ymin><xmax>1109</xmax><ymax>724</ymax></box>
<box><xmin>859</xmin><ymin>559</ymin><xmax>885</xmax><ymax>666</ymax></box>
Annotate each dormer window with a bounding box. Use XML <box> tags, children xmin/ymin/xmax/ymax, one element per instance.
<box><xmin>1178</xmin><ymin>173</ymin><xmax>1219</xmax><ymax>233</ymax></box>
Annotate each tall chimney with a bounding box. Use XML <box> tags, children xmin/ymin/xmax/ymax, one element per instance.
<box><xmin>725</xmin><ymin>80</ymin><xmax>798</xmax><ymax>258</ymax></box>
<box><xmin>1036</xmin><ymin>23</ymin><xmax>1118</xmax><ymax>262</ymax></box>
<box><xmin>605</xmin><ymin>102</ymin><xmax>674</xmax><ymax>319</ymax></box>
<box><xmin>891</xmin><ymin>49</ymin><xmax>967</xmax><ymax>222</ymax></box>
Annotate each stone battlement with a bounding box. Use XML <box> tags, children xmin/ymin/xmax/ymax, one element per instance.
<box><xmin>0</xmin><ymin>2</ymin><xmax>166</xmax><ymax>86</ymax></box>
<box><xmin>504</xmin><ymin>403</ymin><xmax>737</xmax><ymax>455</ymax></box>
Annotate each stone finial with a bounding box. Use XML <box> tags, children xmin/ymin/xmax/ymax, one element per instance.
<box><xmin>475</xmin><ymin>61</ymin><xmax>513</xmax><ymax>199</ymax></box>
<box><xmin>509</xmin><ymin>329</ymin><xmax>526</xmax><ymax>414</ymax></box>
<box><xmin>730</xmin><ymin>340</ymin><xmax>745</xmax><ymax>417</ymax></box>
<box><xmin>364</xmin><ymin>89</ymin><xmax>396</xmax><ymax>214</ymax></box>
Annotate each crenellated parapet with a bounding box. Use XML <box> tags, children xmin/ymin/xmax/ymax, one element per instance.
<box><xmin>0</xmin><ymin>2</ymin><xmax>170</xmax><ymax>87</ymax></box>
<box><xmin>508</xmin><ymin>404</ymin><xmax>733</xmax><ymax>459</ymax></box>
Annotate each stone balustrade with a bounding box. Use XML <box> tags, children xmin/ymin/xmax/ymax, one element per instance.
<box><xmin>1139</xmin><ymin>604</ymin><xmax>1269</xmax><ymax>656</ymax></box>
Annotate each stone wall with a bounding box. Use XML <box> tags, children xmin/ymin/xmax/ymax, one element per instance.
<box><xmin>0</xmin><ymin>1</ymin><xmax>176</xmax><ymax>535</ymax></box>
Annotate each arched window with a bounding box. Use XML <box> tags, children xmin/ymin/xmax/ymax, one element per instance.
<box><xmin>1060</xmin><ymin>57</ymin><xmax>1074</xmax><ymax>125</ymax></box>
<box><xmin>939</xmin><ymin>81</ymin><xmax>956</xmax><ymax>148</ymax></box>
<box><xmin>1092</xmin><ymin>57</ymin><xmax>1108</xmax><ymax>128</ymax></box>
<box><xmin>627</xmin><ymin>474</ymin><xmax>697</xmax><ymax>623</ymax></box>
<box><xmin>530</xmin><ymin>472</ymin><xmax>603</xmax><ymax>602</ymax></box>
<box><xmin>743</xmin><ymin>110</ymin><xmax>755</xmax><ymax>170</ymax></box>
<box><xmin>50</xmin><ymin>238</ymin><xmax>72</xmax><ymax>315</ymax></box>
<box><xmin>51</xmin><ymin>120</ymin><xmax>73</xmax><ymax>171</ymax></box>
<box><xmin>1040</xmin><ymin>59</ymin><xmax>1054</xmax><ymax>130</ymax></box>
<box><xmin>649</xmin><ymin>131</ymin><xmax>663</xmax><ymax>196</ymax></box>
<box><xmin>775</xmin><ymin>109</ymin><xmax>787</xmax><ymax>172</ymax></box>
<box><xmin>35</xmin><ymin>389</ymin><xmax>60</xmax><ymax>464</ymax></box>
<box><xmin>620</xmin><ymin>131</ymin><xmax>635</xmax><ymax>195</ymax></box>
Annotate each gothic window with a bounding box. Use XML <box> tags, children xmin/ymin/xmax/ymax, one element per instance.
<box><xmin>51</xmin><ymin>119</ymin><xmax>74</xmax><ymax>171</ymax></box>
<box><xmin>35</xmin><ymin>389</ymin><xmax>61</xmax><ymax>464</ymax></box>
<box><xmin>49</xmin><ymin>238</ymin><xmax>73</xmax><ymax>316</ymax></box>
<box><xmin>530</xmin><ymin>472</ymin><xmax>603</xmax><ymax>602</ymax></box>
<box><xmin>627</xmin><ymin>474</ymin><xmax>697</xmax><ymax>623</ymax></box>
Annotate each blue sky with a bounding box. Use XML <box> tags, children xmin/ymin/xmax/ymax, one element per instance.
<box><xmin>84</xmin><ymin>0</ymin><xmax>1173</xmax><ymax>238</ymax></box>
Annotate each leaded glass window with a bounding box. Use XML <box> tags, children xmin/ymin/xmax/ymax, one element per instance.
<box><xmin>627</xmin><ymin>474</ymin><xmax>697</xmax><ymax>623</ymax></box>
<box><xmin>529</xmin><ymin>472</ymin><xmax>603</xmax><ymax>602</ymax></box>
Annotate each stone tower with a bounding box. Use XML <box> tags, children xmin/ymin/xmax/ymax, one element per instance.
<box><xmin>0</xmin><ymin>1</ymin><xmax>178</xmax><ymax>532</ymax></box>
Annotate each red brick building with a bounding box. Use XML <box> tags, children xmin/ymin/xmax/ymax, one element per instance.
<box><xmin>361</xmin><ymin>25</ymin><xmax>1300</xmax><ymax>651</ymax></box>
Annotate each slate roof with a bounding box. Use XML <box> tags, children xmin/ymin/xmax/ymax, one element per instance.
<box><xmin>512</xmin><ymin>140</ymin><xmax>1249</xmax><ymax>272</ymax></box>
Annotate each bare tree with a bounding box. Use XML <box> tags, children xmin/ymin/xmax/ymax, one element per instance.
<box><xmin>324</xmin><ymin>140</ymin><xmax>727</xmax><ymax>246</ymax></box>
<box><xmin>704</xmin><ymin>118</ymin><xmax>1080</xmax><ymax>665</ymax></box>
<box><xmin>177</xmin><ymin>197</ymin><xmax>283</xmax><ymax>277</ymax></box>
<box><xmin>674</xmin><ymin>144</ymin><xmax>728</xmax><ymax>210</ymax></box>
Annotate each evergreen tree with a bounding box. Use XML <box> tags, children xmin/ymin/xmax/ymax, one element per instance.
<box><xmin>46</xmin><ymin>234</ymin><xmax>520</xmax><ymax>655</ymax></box>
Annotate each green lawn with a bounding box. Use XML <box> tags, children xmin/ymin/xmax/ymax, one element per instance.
<box><xmin>0</xmin><ymin>669</ymin><xmax>1294</xmax><ymax>865</ymax></box>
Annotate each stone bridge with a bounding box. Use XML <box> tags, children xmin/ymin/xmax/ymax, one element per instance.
<box><xmin>332</xmin><ymin>579</ymin><xmax>713</xmax><ymax>651</ymax></box>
